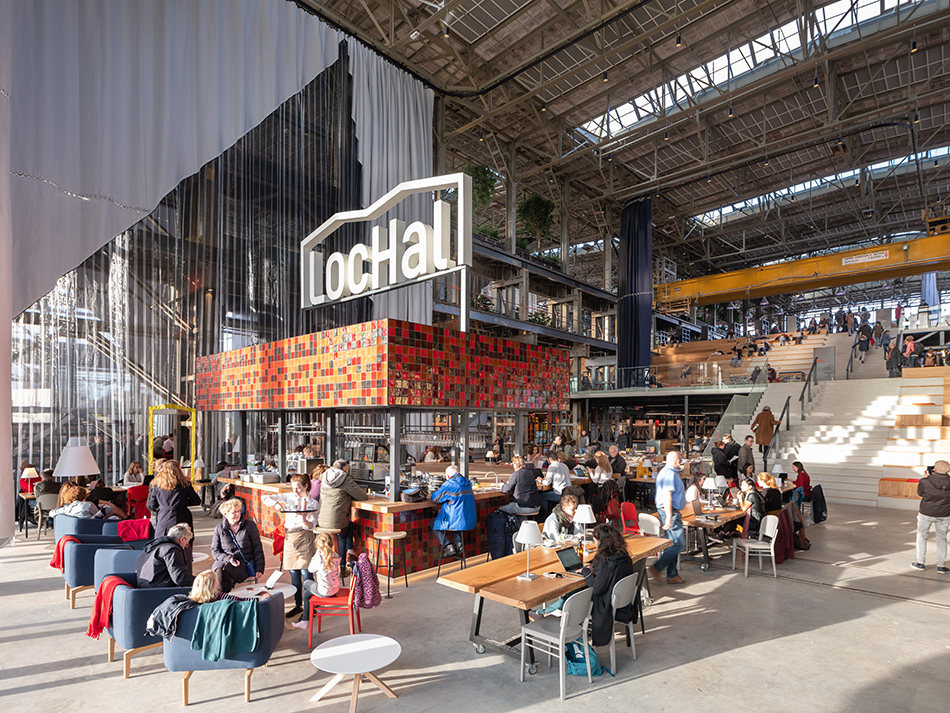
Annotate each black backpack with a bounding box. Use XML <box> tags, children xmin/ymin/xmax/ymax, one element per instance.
<box><xmin>485</xmin><ymin>509</ymin><xmax>518</xmax><ymax>560</ymax></box>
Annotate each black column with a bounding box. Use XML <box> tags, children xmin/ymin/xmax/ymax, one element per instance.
<box><xmin>617</xmin><ymin>199</ymin><xmax>653</xmax><ymax>388</ymax></box>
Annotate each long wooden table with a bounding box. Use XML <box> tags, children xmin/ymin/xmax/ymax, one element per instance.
<box><xmin>438</xmin><ymin>534</ymin><xmax>670</xmax><ymax>661</ymax></box>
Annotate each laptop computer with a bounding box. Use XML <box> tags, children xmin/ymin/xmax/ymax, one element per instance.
<box><xmin>554</xmin><ymin>546</ymin><xmax>584</xmax><ymax>573</ymax></box>
<box><xmin>690</xmin><ymin>499</ymin><xmax>704</xmax><ymax>517</ymax></box>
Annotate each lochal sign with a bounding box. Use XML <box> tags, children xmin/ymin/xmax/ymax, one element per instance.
<box><xmin>300</xmin><ymin>173</ymin><xmax>472</xmax><ymax>307</ymax></box>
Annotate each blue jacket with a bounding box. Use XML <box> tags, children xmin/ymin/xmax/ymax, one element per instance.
<box><xmin>431</xmin><ymin>475</ymin><xmax>476</xmax><ymax>532</ymax></box>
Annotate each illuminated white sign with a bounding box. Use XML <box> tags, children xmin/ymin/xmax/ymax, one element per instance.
<box><xmin>300</xmin><ymin>173</ymin><xmax>472</xmax><ymax>307</ymax></box>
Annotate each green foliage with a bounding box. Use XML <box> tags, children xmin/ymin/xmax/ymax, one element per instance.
<box><xmin>515</xmin><ymin>237</ymin><xmax>532</xmax><ymax>252</ymax></box>
<box><xmin>464</xmin><ymin>164</ymin><xmax>497</xmax><ymax>212</ymax></box>
<box><xmin>539</xmin><ymin>253</ymin><xmax>561</xmax><ymax>268</ymax></box>
<box><xmin>474</xmin><ymin>224</ymin><xmax>501</xmax><ymax>240</ymax></box>
<box><xmin>528</xmin><ymin>312</ymin><xmax>551</xmax><ymax>326</ymax></box>
<box><xmin>471</xmin><ymin>294</ymin><xmax>493</xmax><ymax>311</ymax></box>
<box><xmin>517</xmin><ymin>193</ymin><xmax>555</xmax><ymax>252</ymax></box>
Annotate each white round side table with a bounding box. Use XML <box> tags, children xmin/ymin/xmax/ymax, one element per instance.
<box><xmin>309</xmin><ymin>633</ymin><xmax>401</xmax><ymax>713</ymax></box>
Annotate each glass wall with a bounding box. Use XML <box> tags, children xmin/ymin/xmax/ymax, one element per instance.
<box><xmin>12</xmin><ymin>47</ymin><xmax>371</xmax><ymax>481</ymax></box>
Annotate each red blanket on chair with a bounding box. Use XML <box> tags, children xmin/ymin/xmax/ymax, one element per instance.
<box><xmin>117</xmin><ymin>518</ymin><xmax>150</xmax><ymax>541</ymax></box>
<box><xmin>87</xmin><ymin>575</ymin><xmax>131</xmax><ymax>639</ymax></box>
<box><xmin>50</xmin><ymin>536</ymin><xmax>80</xmax><ymax>572</ymax></box>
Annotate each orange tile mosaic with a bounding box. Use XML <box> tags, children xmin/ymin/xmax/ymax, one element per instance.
<box><xmin>195</xmin><ymin>319</ymin><xmax>569</xmax><ymax>411</ymax></box>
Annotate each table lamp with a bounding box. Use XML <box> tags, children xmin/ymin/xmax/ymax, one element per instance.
<box><xmin>715</xmin><ymin>475</ymin><xmax>729</xmax><ymax>489</ymax></box>
<box><xmin>52</xmin><ymin>437</ymin><xmax>100</xmax><ymax>480</ymax></box>
<box><xmin>702</xmin><ymin>476</ymin><xmax>719</xmax><ymax>507</ymax></box>
<box><xmin>19</xmin><ymin>467</ymin><xmax>39</xmax><ymax>492</ymax></box>
<box><xmin>573</xmin><ymin>504</ymin><xmax>596</xmax><ymax>543</ymax></box>
<box><xmin>193</xmin><ymin>458</ymin><xmax>205</xmax><ymax>481</ymax></box>
<box><xmin>516</xmin><ymin>521</ymin><xmax>543</xmax><ymax>581</ymax></box>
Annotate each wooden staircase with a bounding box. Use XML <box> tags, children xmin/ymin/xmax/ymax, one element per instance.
<box><xmin>878</xmin><ymin>366</ymin><xmax>950</xmax><ymax>509</ymax></box>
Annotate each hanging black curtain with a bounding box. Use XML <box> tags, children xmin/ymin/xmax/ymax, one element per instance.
<box><xmin>617</xmin><ymin>198</ymin><xmax>653</xmax><ymax>388</ymax></box>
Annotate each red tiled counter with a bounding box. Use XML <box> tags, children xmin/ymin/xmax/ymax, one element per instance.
<box><xmin>353</xmin><ymin>491</ymin><xmax>510</xmax><ymax>575</ymax></box>
<box><xmin>218</xmin><ymin>476</ymin><xmax>511</xmax><ymax>572</ymax></box>
<box><xmin>218</xmin><ymin>477</ymin><xmax>292</xmax><ymax>539</ymax></box>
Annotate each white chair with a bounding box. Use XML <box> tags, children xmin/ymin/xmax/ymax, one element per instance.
<box><xmin>34</xmin><ymin>493</ymin><xmax>60</xmax><ymax>537</ymax></box>
<box><xmin>732</xmin><ymin>514</ymin><xmax>780</xmax><ymax>577</ymax></box>
<box><xmin>520</xmin><ymin>587</ymin><xmax>593</xmax><ymax>701</ymax></box>
<box><xmin>637</xmin><ymin>512</ymin><xmax>661</xmax><ymax>536</ymax></box>
<box><xmin>607</xmin><ymin>559</ymin><xmax>648</xmax><ymax>673</ymax></box>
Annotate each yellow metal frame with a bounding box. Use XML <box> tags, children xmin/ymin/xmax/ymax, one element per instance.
<box><xmin>147</xmin><ymin>404</ymin><xmax>197</xmax><ymax>477</ymax></box>
<box><xmin>655</xmin><ymin>232</ymin><xmax>950</xmax><ymax>308</ymax></box>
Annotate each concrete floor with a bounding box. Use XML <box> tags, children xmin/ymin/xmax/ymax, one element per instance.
<box><xmin>2</xmin><ymin>504</ymin><xmax>949</xmax><ymax>713</ymax></box>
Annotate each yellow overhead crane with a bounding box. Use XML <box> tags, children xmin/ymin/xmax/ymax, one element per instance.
<box><xmin>654</xmin><ymin>231</ymin><xmax>950</xmax><ymax>311</ymax></box>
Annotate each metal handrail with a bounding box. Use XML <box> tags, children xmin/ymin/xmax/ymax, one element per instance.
<box><xmin>798</xmin><ymin>356</ymin><xmax>819</xmax><ymax>420</ymax></box>
<box><xmin>766</xmin><ymin>395</ymin><xmax>792</xmax><ymax>470</ymax></box>
<box><xmin>844</xmin><ymin>332</ymin><xmax>860</xmax><ymax>379</ymax></box>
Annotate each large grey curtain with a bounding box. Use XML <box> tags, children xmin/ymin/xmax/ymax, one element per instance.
<box><xmin>349</xmin><ymin>42</ymin><xmax>435</xmax><ymax>325</ymax></box>
<box><xmin>1</xmin><ymin>0</ymin><xmax>13</xmax><ymax>546</ymax></box>
<box><xmin>4</xmin><ymin>0</ymin><xmax>341</xmax><ymax>316</ymax></box>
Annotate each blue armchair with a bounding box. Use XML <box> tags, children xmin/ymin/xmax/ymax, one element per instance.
<box><xmin>54</xmin><ymin>514</ymin><xmax>152</xmax><ymax>545</ymax></box>
<box><xmin>163</xmin><ymin>593</ymin><xmax>285</xmax><ymax>705</ymax></box>
<box><xmin>61</xmin><ymin>535</ymin><xmax>133</xmax><ymax>608</ymax></box>
<box><xmin>93</xmin><ymin>549</ymin><xmax>190</xmax><ymax>678</ymax></box>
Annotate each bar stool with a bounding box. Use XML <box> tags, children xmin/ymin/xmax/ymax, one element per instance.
<box><xmin>436</xmin><ymin>530</ymin><xmax>468</xmax><ymax>578</ymax></box>
<box><xmin>373</xmin><ymin>531</ymin><xmax>408</xmax><ymax>599</ymax></box>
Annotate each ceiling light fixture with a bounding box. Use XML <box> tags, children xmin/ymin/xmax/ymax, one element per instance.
<box><xmin>479</xmin><ymin>130</ymin><xmax>484</xmax><ymax>142</ymax></box>
<box><xmin>603</xmin><ymin>70</ymin><xmax>608</xmax><ymax>83</ymax></box>
<box><xmin>443</xmin><ymin>25</ymin><xmax>449</xmax><ymax>39</ymax></box>
<box><xmin>813</xmin><ymin>74</ymin><xmax>819</xmax><ymax>88</ymax></box>
<box><xmin>727</xmin><ymin>105</ymin><xmax>734</xmax><ymax>119</ymax></box>
<box><xmin>763</xmin><ymin>157</ymin><xmax>769</xmax><ymax>167</ymax></box>
<box><xmin>541</xmin><ymin>101</ymin><xmax>547</xmax><ymax>112</ymax></box>
<box><xmin>914</xmin><ymin>112</ymin><xmax>920</xmax><ymax>123</ymax></box>
<box><xmin>911</xmin><ymin>39</ymin><xmax>918</xmax><ymax>53</ymax></box>
<box><xmin>664</xmin><ymin>130</ymin><xmax>669</xmax><ymax>141</ymax></box>
<box><xmin>607</xmin><ymin>153</ymin><xmax>612</xmax><ymax>162</ymax></box>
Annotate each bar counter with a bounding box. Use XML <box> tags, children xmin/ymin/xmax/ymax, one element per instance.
<box><xmin>218</xmin><ymin>476</ymin><xmax>510</xmax><ymax>575</ymax></box>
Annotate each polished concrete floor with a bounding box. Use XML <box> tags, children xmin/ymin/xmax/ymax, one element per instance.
<box><xmin>2</xmin><ymin>504</ymin><xmax>949</xmax><ymax>713</ymax></box>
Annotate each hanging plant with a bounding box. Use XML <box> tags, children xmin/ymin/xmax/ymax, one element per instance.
<box><xmin>517</xmin><ymin>193</ymin><xmax>555</xmax><ymax>253</ymax></box>
<box><xmin>464</xmin><ymin>164</ymin><xmax>496</xmax><ymax>212</ymax></box>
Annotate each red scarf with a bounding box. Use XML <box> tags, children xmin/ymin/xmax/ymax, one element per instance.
<box><xmin>86</xmin><ymin>575</ymin><xmax>131</xmax><ymax>639</ymax></box>
<box><xmin>50</xmin><ymin>535</ymin><xmax>80</xmax><ymax>572</ymax></box>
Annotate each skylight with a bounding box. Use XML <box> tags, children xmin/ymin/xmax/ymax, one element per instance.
<box><xmin>580</xmin><ymin>0</ymin><xmax>919</xmax><ymax>139</ymax></box>
<box><xmin>693</xmin><ymin>143</ymin><xmax>950</xmax><ymax>228</ymax></box>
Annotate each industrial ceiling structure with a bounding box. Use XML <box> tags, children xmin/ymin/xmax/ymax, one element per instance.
<box><xmin>295</xmin><ymin>0</ymin><xmax>950</xmax><ymax>313</ymax></box>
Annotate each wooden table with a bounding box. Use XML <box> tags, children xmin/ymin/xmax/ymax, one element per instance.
<box><xmin>681</xmin><ymin>504</ymin><xmax>747</xmax><ymax>570</ymax></box>
<box><xmin>438</xmin><ymin>534</ymin><xmax>670</xmax><ymax>662</ymax></box>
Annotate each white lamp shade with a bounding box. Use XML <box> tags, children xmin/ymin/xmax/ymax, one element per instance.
<box><xmin>702</xmin><ymin>478</ymin><xmax>719</xmax><ymax>490</ymax></box>
<box><xmin>715</xmin><ymin>476</ymin><xmax>729</xmax><ymax>488</ymax></box>
<box><xmin>52</xmin><ymin>438</ymin><xmax>101</xmax><ymax>478</ymax></box>
<box><xmin>771</xmin><ymin>463</ymin><xmax>786</xmax><ymax>474</ymax></box>
<box><xmin>515</xmin><ymin>521</ymin><xmax>543</xmax><ymax>546</ymax></box>
<box><xmin>193</xmin><ymin>458</ymin><xmax>205</xmax><ymax>469</ymax></box>
<box><xmin>21</xmin><ymin>467</ymin><xmax>39</xmax><ymax>480</ymax></box>
<box><xmin>573</xmin><ymin>504</ymin><xmax>596</xmax><ymax>525</ymax></box>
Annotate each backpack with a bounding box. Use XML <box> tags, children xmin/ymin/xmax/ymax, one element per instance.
<box><xmin>565</xmin><ymin>640</ymin><xmax>610</xmax><ymax>677</ymax></box>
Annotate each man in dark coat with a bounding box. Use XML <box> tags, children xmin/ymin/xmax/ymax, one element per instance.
<box><xmin>722</xmin><ymin>434</ymin><xmax>740</xmax><ymax>479</ymax></box>
<box><xmin>912</xmin><ymin>460</ymin><xmax>950</xmax><ymax>573</ymax></box>
<box><xmin>737</xmin><ymin>435</ymin><xmax>755</xmax><ymax>476</ymax></box>
<box><xmin>136</xmin><ymin>523</ymin><xmax>194</xmax><ymax>588</ymax></box>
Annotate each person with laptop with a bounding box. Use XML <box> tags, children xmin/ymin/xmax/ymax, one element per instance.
<box><xmin>542</xmin><ymin>492</ymin><xmax>584</xmax><ymax>541</ymax></box>
<box><xmin>648</xmin><ymin>451</ymin><xmax>687</xmax><ymax>585</ymax></box>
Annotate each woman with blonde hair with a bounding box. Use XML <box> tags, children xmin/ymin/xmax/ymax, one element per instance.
<box><xmin>211</xmin><ymin>498</ymin><xmax>265</xmax><ymax>593</ymax></box>
<box><xmin>148</xmin><ymin>460</ymin><xmax>200</xmax><ymax>538</ymax></box>
<box><xmin>123</xmin><ymin>461</ymin><xmax>144</xmax><ymax>487</ymax></box>
<box><xmin>590</xmin><ymin>451</ymin><xmax>613</xmax><ymax>485</ymax></box>
<box><xmin>189</xmin><ymin>570</ymin><xmax>221</xmax><ymax>603</ymax></box>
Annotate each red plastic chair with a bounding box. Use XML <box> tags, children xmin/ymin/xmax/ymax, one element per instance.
<box><xmin>125</xmin><ymin>485</ymin><xmax>150</xmax><ymax>520</ymax></box>
<box><xmin>620</xmin><ymin>501</ymin><xmax>640</xmax><ymax>534</ymax></box>
<box><xmin>307</xmin><ymin>569</ymin><xmax>361</xmax><ymax>648</ymax></box>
